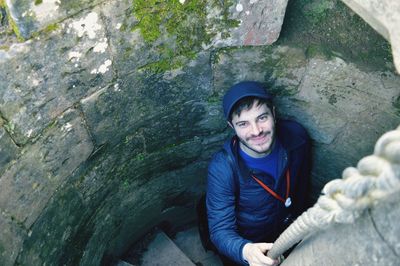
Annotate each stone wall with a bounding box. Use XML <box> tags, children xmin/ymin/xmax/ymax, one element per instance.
<box><xmin>0</xmin><ymin>0</ymin><xmax>399</xmax><ymax>265</ymax></box>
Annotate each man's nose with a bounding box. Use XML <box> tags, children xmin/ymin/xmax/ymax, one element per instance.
<box><xmin>250</xmin><ymin>122</ymin><xmax>262</xmax><ymax>136</ymax></box>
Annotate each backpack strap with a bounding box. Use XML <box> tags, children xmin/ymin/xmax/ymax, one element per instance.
<box><xmin>221</xmin><ymin>149</ymin><xmax>240</xmax><ymax>198</ymax></box>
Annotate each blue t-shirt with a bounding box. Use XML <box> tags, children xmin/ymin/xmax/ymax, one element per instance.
<box><xmin>239</xmin><ymin>140</ymin><xmax>280</xmax><ymax>180</ymax></box>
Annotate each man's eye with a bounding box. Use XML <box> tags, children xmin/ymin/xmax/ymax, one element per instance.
<box><xmin>259</xmin><ymin>115</ymin><xmax>268</xmax><ymax>121</ymax></box>
<box><xmin>238</xmin><ymin>122</ymin><xmax>247</xmax><ymax>127</ymax></box>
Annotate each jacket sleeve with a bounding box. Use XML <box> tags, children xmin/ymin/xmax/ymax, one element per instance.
<box><xmin>206</xmin><ymin>151</ymin><xmax>251</xmax><ymax>265</ymax></box>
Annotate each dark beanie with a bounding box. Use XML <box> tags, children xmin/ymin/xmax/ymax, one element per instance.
<box><xmin>222</xmin><ymin>81</ymin><xmax>273</xmax><ymax>120</ymax></box>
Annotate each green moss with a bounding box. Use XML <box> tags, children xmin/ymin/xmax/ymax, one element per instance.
<box><xmin>207</xmin><ymin>94</ymin><xmax>220</xmax><ymax>103</ymax></box>
<box><xmin>305</xmin><ymin>44</ymin><xmax>331</xmax><ymax>59</ymax></box>
<box><xmin>0</xmin><ymin>0</ymin><xmax>24</xmax><ymax>41</ymax></box>
<box><xmin>0</xmin><ymin>45</ymin><xmax>10</xmax><ymax>50</ymax></box>
<box><xmin>34</xmin><ymin>0</ymin><xmax>43</xmax><ymax>5</ymax></box>
<box><xmin>132</xmin><ymin>0</ymin><xmax>238</xmax><ymax>72</ymax></box>
<box><xmin>4</xmin><ymin>121</ymin><xmax>15</xmax><ymax>135</ymax></box>
<box><xmin>211</xmin><ymin>46</ymin><xmax>239</xmax><ymax>65</ymax></box>
<box><xmin>31</xmin><ymin>22</ymin><xmax>59</xmax><ymax>38</ymax></box>
<box><xmin>303</xmin><ymin>0</ymin><xmax>333</xmax><ymax>24</ymax></box>
<box><xmin>135</xmin><ymin>152</ymin><xmax>145</xmax><ymax>161</ymax></box>
<box><xmin>43</xmin><ymin>23</ymin><xmax>59</xmax><ymax>33</ymax></box>
<box><xmin>9</xmin><ymin>18</ymin><xmax>24</xmax><ymax>41</ymax></box>
<box><xmin>0</xmin><ymin>2</ymin><xmax>4</xmax><ymax>23</ymax></box>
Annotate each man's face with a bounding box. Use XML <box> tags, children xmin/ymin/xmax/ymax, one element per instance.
<box><xmin>230</xmin><ymin>101</ymin><xmax>275</xmax><ymax>158</ymax></box>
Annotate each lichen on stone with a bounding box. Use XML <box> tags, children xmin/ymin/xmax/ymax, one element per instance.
<box><xmin>69</xmin><ymin>11</ymin><xmax>102</xmax><ymax>39</ymax></box>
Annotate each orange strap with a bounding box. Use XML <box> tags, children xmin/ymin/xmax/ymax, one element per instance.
<box><xmin>251</xmin><ymin>169</ymin><xmax>290</xmax><ymax>205</ymax></box>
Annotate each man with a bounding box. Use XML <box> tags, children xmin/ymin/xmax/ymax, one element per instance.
<box><xmin>206</xmin><ymin>81</ymin><xmax>311</xmax><ymax>265</ymax></box>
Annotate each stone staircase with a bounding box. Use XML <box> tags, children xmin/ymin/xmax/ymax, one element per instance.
<box><xmin>117</xmin><ymin>226</ymin><xmax>223</xmax><ymax>266</ymax></box>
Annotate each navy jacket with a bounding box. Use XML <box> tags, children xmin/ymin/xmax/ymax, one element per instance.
<box><xmin>206</xmin><ymin>120</ymin><xmax>311</xmax><ymax>264</ymax></box>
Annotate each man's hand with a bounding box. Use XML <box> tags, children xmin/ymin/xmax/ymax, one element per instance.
<box><xmin>242</xmin><ymin>243</ymin><xmax>279</xmax><ymax>266</ymax></box>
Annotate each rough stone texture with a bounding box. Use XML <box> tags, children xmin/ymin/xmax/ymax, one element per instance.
<box><xmin>140</xmin><ymin>231</ymin><xmax>195</xmax><ymax>266</ymax></box>
<box><xmin>5</xmin><ymin>0</ymin><xmax>104</xmax><ymax>39</ymax></box>
<box><xmin>280</xmin><ymin>0</ymin><xmax>394</xmax><ymax>73</ymax></box>
<box><xmin>80</xmin><ymin>52</ymin><xmax>214</xmax><ymax>148</ymax></box>
<box><xmin>0</xmin><ymin>214</ymin><xmax>26</xmax><ymax>266</ymax></box>
<box><xmin>0</xmin><ymin>109</ymin><xmax>93</xmax><ymax>229</ymax></box>
<box><xmin>4</xmin><ymin>0</ymin><xmax>289</xmax><ymax>46</ymax></box>
<box><xmin>212</xmin><ymin>0</ymin><xmax>289</xmax><ymax>47</ymax></box>
<box><xmin>173</xmin><ymin>227</ymin><xmax>223</xmax><ymax>266</ymax></box>
<box><xmin>283</xmin><ymin>191</ymin><xmax>400</xmax><ymax>265</ymax></box>
<box><xmin>0</xmin><ymin>125</ymin><xmax>19</xmax><ymax>174</ymax></box>
<box><xmin>0</xmin><ymin>0</ymin><xmax>399</xmax><ymax>265</ymax></box>
<box><xmin>0</xmin><ymin>7</ymin><xmax>112</xmax><ymax>145</ymax></box>
<box><xmin>278</xmin><ymin>57</ymin><xmax>400</xmax><ymax>194</ymax></box>
<box><xmin>341</xmin><ymin>0</ymin><xmax>400</xmax><ymax>74</ymax></box>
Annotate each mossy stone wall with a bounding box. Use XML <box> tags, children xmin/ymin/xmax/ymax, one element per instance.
<box><xmin>0</xmin><ymin>0</ymin><xmax>399</xmax><ymax>265</ymax></box>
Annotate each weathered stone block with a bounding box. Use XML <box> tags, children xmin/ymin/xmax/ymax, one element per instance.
<box><xmin>16</xmin><ymin>184</ymin><xmax>89</xmax><ymax>266</ymax></box>
<box><xmin>100</xmin><ymin>0</ymin><xmax>154</xmax><ymax>76</ymax></box>
<box><xmin>101</xmin><ymin>0</ymin><xmax>288</xmax><ymax>73</ymax></box>
<box><xmin>281</xmin><ymin>57</ymin><xmax>400</xmax><ymax>146</ymax></box>
<box><xmin>0</xmin><ymin>109</ymin><xmax>93</xmax><ymax>227</ymax></box>
<box><xmin>0</xmin><ymin>8</ymin><xmax>112</xmax><ymax>144</ymax></box>
<box><xmin>121</xmin><ymin>137</ymin><xmax>203</xmax><ymax>186</ymax></box>
<box><xmin>213</xmin><ymin>46</ymin><xmax>308</xmax><ymax>100</ymax></box>
<box><xmin>4</xmin><ymin>0</ymin><xmax>104</xmax><ymax>39</ymax></box>
<box><xmin>80</xmin><ymin>52</ymin><xmax>213</xmax><ymax>148</ymax></box>
<box><xmin>277</xmin><ymin>98</ymin><xmax>347</xmax><ymax>145</ymax></box>
<box><xmin>212</xmin><ymin>0</ymin><xmax>289</xmax><ymax>47</ymax></box>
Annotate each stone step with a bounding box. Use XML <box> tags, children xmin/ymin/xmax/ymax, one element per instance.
<box><xmin>140</xmin><ymin>230</ymin><xmax>196</xmax><ymax>266</ymax></box>
<box><xmin>173</xmin><ymin>227</ymin><xmax>223</xmax><ymax>266</ymax></box>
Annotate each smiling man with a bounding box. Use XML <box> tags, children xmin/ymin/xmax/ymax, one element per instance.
<box><xmin>206</xmin><ymin>81</ymin><xmax>311</xmax><ymax>265</ymax></box>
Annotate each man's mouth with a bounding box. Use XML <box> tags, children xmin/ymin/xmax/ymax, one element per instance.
<box><xmin>249</xmin><ymin>132</ymin><xmax>270</xmax><ymax>144</ymax></box>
